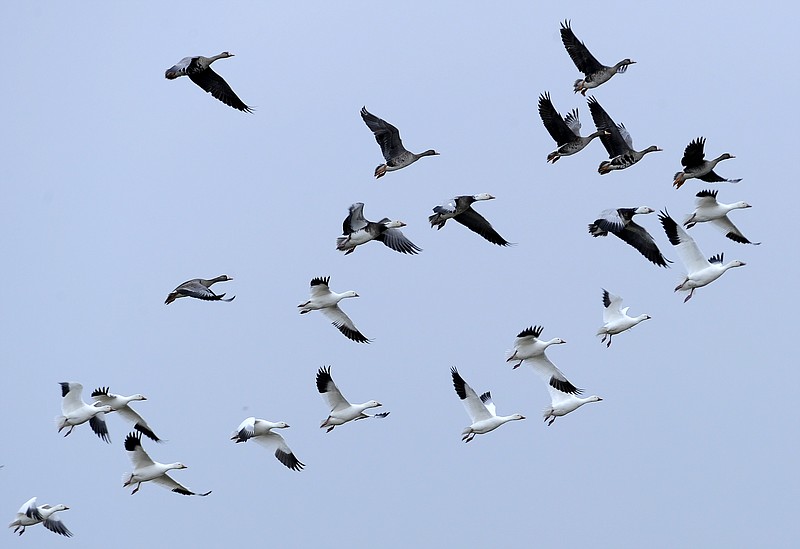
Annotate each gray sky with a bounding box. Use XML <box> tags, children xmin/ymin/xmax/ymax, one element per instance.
<box><xmin>1</xmin><ymin>1</ymin><xmax>797</xmax><ymax>547</ymax></box>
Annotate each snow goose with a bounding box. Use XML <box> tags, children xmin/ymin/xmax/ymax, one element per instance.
<box><xmin>165</xmin><ymin>52</ymin><xmax>252</xmax><ymax>112</ymax></box>
<box><xmin>560</xmin><ymin>20</ymin><xmax>635</xmax><ymax>95</ymax></box>
<box><xmin>316</xmin><ymin>366</ymin><xmax>389</xmax><ymax>432</ymax></box>
<box><xmin>298</xmin><ymin>276</ymin><xmax>370</xmax><ymax>343</ymax></box>
<box><xmin>8</xmin><ymin>497</ymin><xmax>71</xmax><ymax>537</ymax></box>
<box><xmin>659</xmin><ymin>210</ymin><xmax>746</xmax><ymax>302</ymax></box>
<box><xmin>450</xmin><ymin>367</ymin><xmax>524</xmax><ymax>442</ymax></box>
<box><xmin>360</xmin><ymin>107</ymin><xmax>438</xmax><ymax>178</ymax></box>
<box><xmin>538</xmin><ymin>92</ymin><xmax>608</xmax><ymax>163</ymax></box>
<box><xmin>428</xmin><ymin>194</ymin><xmax>511</xmax><ymax>246</ymax></box>
<box><xmin>231</xmin><ymin>417</ymin><xmax>305</xmax><ymax>471</ymax></box>
<box><xmin>91</xmin><ymin>387</ymin><xmax>162</xmax><ymax>442</ymax></box>
<box><xmin>542</xmin><ymin>390</ymin><xmax>602</xmax><ymax>426</ymax></box>
<box><xmin>506</xmin><ymin>325</ymin><xmax>566</xmax><ymax>371</ymax></box>
<box><xmin>337</xmin><ymin>202</ymin><xmax>421</xmax><ymax>255</ymax></box>
<box><xmin>587</xmin><ymin>96</ymin><xmax>661</xmax><ymax>174</ymax></box>
<box><xmin>673</xmin><ymin>137</ymin><xmax>741</xmax><ymax>189</ymax></box>
<box><xmin>56</xmin><ymin>382</ymin><xmax>112</xmax><ymax>442</ymax></box>
<box><xmin>165</xmin><ymin>275</ymin><xmax>235</xmax><ymax>304</ymax></box>
<box><xmin>597</xmin><ymin>290</ymin><xmax>651</xmax><ymax>347</ymax></box>
<box><xmin>684</xmin><ymin>190</ymin><xmax>760</xmax><ymax>245</ymax></box>
<box><xmin>589</xmin><ymin>207</ymin><xmax>671</xmax><ymax>267</ymax></box>
<box><xmin>122</xmin><ymin>432</ymin><xmax>211</xmax><ymax>496</ymax></box>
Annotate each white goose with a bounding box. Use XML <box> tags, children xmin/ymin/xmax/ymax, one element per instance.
<box><xmin>56</xmin><ymin>382</ymin><xmax>112</xmax><ymax>442</ymax></box>
<box><xmin>298</xmin><ymin>276</ymin><xmax>370</xmax><ymax>343</ymax></box>
<box><xmin>165</xmin><ymin>52</ymin><xmax>253</xmax><ymax>112</ymax></box>
<box><xmin>542</xmin><ymin>390</ymin><xmax>603</xmax><ymax>426</ymax></box>
<box><xmin>659</xmin><ymin>210</ymin><xmax>746</xmax><ymax>302</ymax></box>
<box><xmin>123</xmin><ymin>432</ymin><xmax>211</xmax><ymax>496</ymax></box>
<box><xmin>597</xmin><ymin>290</ymin><xmax>651</xmax><ymax>347</ymax></box>
<box><xmin>316</xmin><ymin>366</ymin><xmax>389</xmax><ymax>432</ymax></box>
<box><xmin>231</xmin><ymin>417</ymin><xmax>305</xmax><ymax>471</ymax></box>
<box><xmin>91</xmin><ymin>387</ymin><xmax>161</xmax><ymax>442</ymax></box>
<box><xmin>450</xmin><ymin>367</ymin><xmax>525</xmax><ymax>442</ymax></box>
<box><xmin>684</xmin><ymin>190</ymin><xmax>760</xmax><ymax>245</ymax></box>
<box><xmin>506</xmin><ymin>325</ymin><xmax>566</xmax><ymax>370</ymax></box>
<box><xmin>8</xmin><ymin>497</ymin><xmax>71</xmax><ymax>537</ymax></box>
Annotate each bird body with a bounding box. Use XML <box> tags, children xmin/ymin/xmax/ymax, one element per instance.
<box><xmin>450</xmin><ymin>367</ymin><xmax>524</xmax><ymax>442</ymax></box>
<box><xmin>8</xmin><ymin>497</ymin><xmax>71</xmax><ymax>537</ymax></box>
<box><xmin>684</xmin><ymin>190</ymin><xmax>759</xmax><ymax>244</ymax></box>
<box><xmin>360</xmin><ymin>107</ymin><xmax>438</xmax><ymax>178</ymax></box>
<box><xmin>231</xmin><ymin>417</ymin><xmax>305</xmax><ymax>471</ymax></box>
<box><xmin>506</xmin><ymin>325</ymin><xmax>567</xmax><ymax>371</ymax></box>
<box><xmin>56</xmin><ymin>382</ymin><xmax>112</xmax><ymax>442</ymax></box>
<box><xmin>673</xmin><ymin>137</ymin><xmax>740</xmax><ymax>188</ymax></box>
<box><xmin>122</xmin><ymin>432</ymin><xmax>211</xmax><ymax>496</ymax></box>
<box><xmin>316</xmin><ymin>366</ymin><xmax>388</xmax><ymax>432</ymax></box>
<box><xmin>659</xmin><ymin>210</ymin><xmax>746</xmax><ymax>302</ymax></box>
<box><xmin>597</xmin><ymin>290</ymin><xmax>650</xmax><ymax>347</ymax></box>
<box><xmin>538</xmin><ymin>92</ymin><xmax>608</xmax><ymax>163</ymax></box>
<box><xmin>337</xmin><ymin>202</ymin><xmax>421</xmax><ymax>255</ymax></box>
<box><xmin>429</xmin><ymin>194</ymin><xmax>510</xmax><ymax>246</ymax></box>
<box><xmin>543</xmin><ymin>394</ymin><xmax>603</xmax><ymax>426</ymax></box>
<box><xmin>165</xmin><ymin>275</ymin><xmax>234</xmax><ymax>304</ymax></box>
<box><xmin>587</xmin><ymin>97</ymin><xmax>661</xmax><ymax>174</ymax></box>
<box><xmin>560</xmin><ymin>20</ymin><xmax>635</xmax><ymax>95</ymax></box>
<box><xmin>589</xmin><ymin>207</ymin><xmax>671</xmax><ymax>267</ymax></box>
<box><xmin>165</xmin><ymin>52</ymin><xmax>252</xmax><ymax>112</ymax></box>
<box><xmin>298</xmin><ymin>276</ymin><xmax>369</xmax><ymax>343</ymax></box>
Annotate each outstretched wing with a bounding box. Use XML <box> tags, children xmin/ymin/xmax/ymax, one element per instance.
<box><xmin>454</xmin><ymin>208</ymin><xmax>510</xmax><ymax>246</ymax></box>
<box><xmin>321</xmin><ymin>305</ymin><xmax>370</xmax><ymax>343</ymax></box>
<box><xmin>377</xmin><ymin>229</ymin><xmax>422</xmax><ymax>254</ymax></box>
<box><xmin>188</xmin><ymin>67</ymin><xmax>252</xmax><ymax>113</ymax></box>
<box><xmin>560</xmin><ymin>20</ymin><xmax>604</xmax><ymax>75</ymax></box>
<box><xmin>361</xmin><ymin>107</ymin><xmax>408</xmax><ymax>161</ymax></box>
<box><xmin>538</xmin><ymin>92</ymin><xmax>578</xmax><ymax>145</ymax></box>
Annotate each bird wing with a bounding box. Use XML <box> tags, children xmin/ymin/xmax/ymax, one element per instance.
<box><xmin>697</xmin><ymin>170</ymin><xmax>727</xmax><ymax>183</ymax></box>
<box><xmin>124</xmin><ymin>432</ymin><xmax>155</xmax><ymax>469</ymax></box>
<box><xmin>43</xmin><ymin>515</ymin><xmax>72</xmax><ymax>537</ymax></box>
<box><xmin>151</xmin><ymin>473</ymin><xmax>210</xmax><ymax>496</ymax></box>
<box><xmin>560</xmin><ymin>20</ymin><xmax>604</xmax><ymax>75</ymax></box>
<box><xmin>592</xmin><ymin>208</ymin><xmax>626</xmax><ymax>233</ymax></box>
<box><xmin>479</xmin><ymin>392</ymin><xmax>497</xmax><ymax>417</ymax></box>
<box><xmin>695</xmin><ymin>189</ymin><xmax>719</xmax><ymax>207</ymax></box>
<box><xmin>711</xmin><ymin>216</ymin><xmax>759</xmax><ymax>245</ymax></box>
<box><xmin>526</xmin><ymin>354</ymin><xmax>583</xmax><ymax>396</ymax></box>
<box><xmin>188</xmin><ymin>67</ymin><xmax>252</xmax><ymax>112</ymax></box>
<box><xmin>602</xmin><ymin>289</ymin><xmax>624</xmax><ymax>323</ymax></box>
<box><xmin>563</xmin><ymin>108</ymin><xmax>582</xmax><ymax>134</ymax></box>
<box><xmin>360</xmin><ymin>107</ymin><xmax>408</xmax><ymax>161</ymax></box>
<box><xmin>60</xmin><ymin>382</ymin><xmax>84</xmax><ymax>415</ymax></box>
<box><xmin>115</xmin><ymin>406</ymin><xmax>159</xmax><ymax>442</ymax></box>
<box><xmin>514</xmin><ymin>325</ymin><xmax>544</xmax><ymax>342</ymax></box>
<box><xmin>253</xmin><ymin>431</ymin><xmax>305</xmax><ymax>471</ymax></box>
<box><xmin>451</xmin><ymin>368</ymin><xmax>493</xmax><ymax>423</ymax></box>
<box><xmin>681</xmin><ymin>137</ymin><xmax>706</xmax><ymax>168</ymax></box>
<box><xmin>89</xmin><ymin>413</ymin><xmax>110</xmax><ymax>443</ymax></box>
<box><xmin>174</xmin><ymin>280</ymin><xmax>224</xmax><ymax>300</ymax></box>
<box><xmin>587</xmin><ymin>97</ymin><xmax>630</xmax><ymax>157</ymax></box>
<box><xmin>18</xmin><ymin>497</ymin><xmax>41</xmax><ymax>520</ymax></box>
<box><xmin>316</xmin><ymin>367</ymin><xmax>351</xmax><ymax>412</ymax></box>
<box><xmin>321</xmin><ymin>305</ymin><xmax>370</xmax><ymax>343</ymax></box>
<box><xmin>538</xmin><ymin>92</ymin><xmax>578</xmax><ymax>145</ymax></box>
<box><xmin>616</xmin><ymin>123</ymin><xmax>634</xmax><ymax>149</ymax></box>
<box><xmin>343</xmin><ymin>203</ymin><xmax>368</xmax><ymax>234</ymax></box>
<box><xmin>309</xmin><ymin>276</ymin><xmax>332</xmax><ymax>298</ymax></box>
<box><xmin>377</xmin><ymin>228</ymin><xmax>422</xmax><ymax>254</ymax></box>
<box><xmin>232</xmin><ymin>417</ymin><xmax>257</xmax><ymax>442</ymax></box>
<box><xmin>454</xmin><ymin>207</ymin><xmax>510</xmax><ymax>246</ymax></box>
<box><xmin>659</xmin><ymin>211</ymin><xmax>709</xmax><ymax>273</ymax></box>
<box><xmin>614</xmin><ymin>220</ymin><xmax>671</xmax><ymax>267</ymax></box>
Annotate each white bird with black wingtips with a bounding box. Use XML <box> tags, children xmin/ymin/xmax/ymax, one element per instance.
<box><xmin>122</xmin><ymin>432</ymin><xmax>211</xmax><ymax>496</ymax></box>
<box><xmin>298</xmin><ymin>276</ymin><xmax>370</xmax><ymax>343</ymax></box>
<box><xmin>450</xmin><ymin>367</ymin><xmax>524</xmax><ymax>442</ymax></box>
<box><xmin>56</xmin><ymin>382</ymin><xmax>112</xmax><ymax>442</ymax></box>
<box><xmin>8</xmin><ymin>497</ymin><xmax>72</xmax><ymax>537</ymax></box>
<box><xmin>659</xmin><ymin>210</ymin><xmax>746</xmax><ymax>302</ymax></box>
<box><xmin>506</xmin><ymin>325</ymin><xmax>566</xmax><ymax>370</ymax></box>
<box><xmin>597</xmin><ymin>289</ymin><xmax>651</xmax><ymax>347</ymax></box>
<box><xmin>231</xmin><ymin>417</ymin><xmax>305</xmax><ymax>471</ymax></box>
<box><xmin>316</xmin><ymin>366</ymin><xmax>389</xmax><ymax>432</ymax></box>
<box><xmin>684</xmin><ymin>190</ymin><xmax>759</xmax><ymax>245</ymax></box>
<box><xmin>91</xmin><ymin>387</ymin><xmax>162</xmax><ymax>442</ymax></box>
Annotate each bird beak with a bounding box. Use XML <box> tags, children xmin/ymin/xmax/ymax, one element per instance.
<box><xmin>397</xmin><ymin>221</ymin><xmax>407</xmax><ymax>227</ymax></box>
<box><xmin>354</xmin><ymin>293</ymin><xmax>360</xmax><ymax>298</ymax></box>
<box><xmin>598</xmin><ymin>398</ymin><xmax>604</xmax><ymax>401</ymax></box>
<box><xmin>64</xmin><ymin>506</ymin><xmax>70</xmax><ymax>510</ymax></box>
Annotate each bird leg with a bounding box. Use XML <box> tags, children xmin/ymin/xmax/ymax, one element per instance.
<box><xmin>64</xmin><ymin>425</ymin><xmax>74</xmax><ymax>437</ymax></box>
<box><xmin>374</xmin><ymin>164</ymin><xmax>387</xmax><ymax>179</ymax></box>
<box><xmin>606</xmin><ymin>334</ymin><xmax>612</xmax><ymax>348</ymax></box>
<box><xmin>131</xmin><ymin>482</ymin><xmax>141</xmax><ymax>495</ymax></box>
<box><xmin>547</xmin><ymin>416</ymin><xmax>556</xmax><ymax>426</ymax></box>
<box><xmin>17</xmin><ymin>526</ymin><xmax>25</xmax><ymax>535</ymax></box>
<box><xmin>683</xmin><ymin>289</ymin><xmax>694</xmax><ymax>303</ymax></box>
<box><xmin>326</xmin><ymin>426</ymin><xmax>335</xmax><ymax>433</ymax></box>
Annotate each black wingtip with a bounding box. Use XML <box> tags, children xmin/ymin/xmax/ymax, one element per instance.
<box><xmin>124</xmin><ymin>431</ymin><xmax>142</xmax><ymax>452</ymax></box>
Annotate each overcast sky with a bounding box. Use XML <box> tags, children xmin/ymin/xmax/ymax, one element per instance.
<box><xmin>1</xmin><ymin>1</ymin><xmax>797</xmax><ymax>547</ymax></box>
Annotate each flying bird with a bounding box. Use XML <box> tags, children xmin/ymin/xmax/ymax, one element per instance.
<box><xmin>659</xmin><ymin>210</ymin><xmax>746</xmax><ymax>302</ymax></box>
<box><xmin>316</xmin><ymin>366</ymin><xmax>389</xmax><ymax>432</ymax></box>
<box><xmin>506</xmin><ymin>325</ymin><xmax>567</xmax><ymax>371</ymax></box>
<box><xmin>360</xmin><ymin>106</ymin><xmax>438</xmax><ymax>178</ymax></box>
<box><xmin>91</xmin><ymin>387</ymin><xmax>162</xmax><ymax>442</ymax></box>
<box><xmin>560</xmin><ymin>20</ymin><xmax>635</xmax><ymax>95</ymax></box>
<box><xmin>450</xmin><ymin>367</ymin><xmax>524</xmax><ymax>442</ymax></box>
<box><xmin>298</xmin><ymin>276</ymin><xmax>370</xmax><ymax>343</ymax></box>
<box><xmin>165</xmin><ymin>52</ymin><xmax>252</xmax><ymax>112</ymax></box>
<box><xmin>538</xmin><ymin>92</ymin><xmax>608</xmax><ymax>163</ymax></box>
<box><xmin>597</xmin><ymin>290</ymin><xmax>651</xmax><ymax>347</ymax></box>
<box><xmin>8</xmin><ymin>497</ymin><xmax>71</xmax><ymax>537</ymax></box>
<box><xmin>165</xmin><ymin>275</ymin><xmax>235</xmax><ymax>304</ymax></box>
<box><xmin>684</xmin><ymin>190</ymin><xmax>759</xmax><ymax>245</ymax></box>
<box><xmin>428</xmin><ymin>194</ymin><xmax>511</xmax><ymax>246</ymax></box>
<box><xmin>587</xmin><ymin>96</ymin><xmax>661</xmax><ymax>174</ymax></box>
<box><xmin>673</xmin><ymin>137</ymin><xmax>741</xmax><ymax>189</ymax></box>
<box><xmin>122</xmin><ymin>432</ymin><xmax>211</xmax><ymax>496</ymax></box>
<box><xmin>231</xmin><ymin>417</ymin><xmax>305</xmax><ymax>471</ymax></box>
<box><xmin>589</xmin><ymin>207</ymin><xmax>671</xmax><ymax>267</ymax></box>
<box><xmin>337</xmin><ymin>202</ymin><xmax>421</xmax><ymax>255</ymax></box>
<box><xmin>56</xmin><ymin>382</ymin><xmax>112</xmax><ymax>442</ymax></box>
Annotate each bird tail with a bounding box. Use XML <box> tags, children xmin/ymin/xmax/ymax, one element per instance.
<box><xmin>55</xmin><ymin>415</ymin><xmax>67</xmax><ymax>431</ymax></box>
<box><xmin>573</xmin><ymin>79</ymin><xmax>585</xmax><ymax>93</ymax></box>
<box><xmin>673</xmin><ymin>172</ymin><xmax>686</xmax><ymax>188</ymax></box>
<box><xmin>335</xmin><ymin>237</ymin><xmax>349</xmax><ymax>251</ymax></box>
<box><xmin>122</xmin><ymin>472</ymin><xmax>133</xmax><ymax>487</ymax></box>
<box><xmin>588</xmin><ymin>223</ymin><xmax>607</xmax><ymax>237</ymax></box>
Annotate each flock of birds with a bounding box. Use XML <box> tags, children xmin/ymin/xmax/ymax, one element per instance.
<box><xmin>10</xmin><ymin>19</ymin><xmax>761</xmax><ymax>539</ymax></box>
